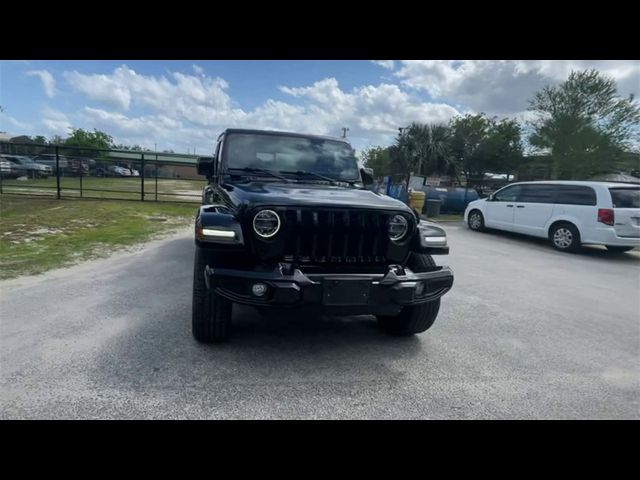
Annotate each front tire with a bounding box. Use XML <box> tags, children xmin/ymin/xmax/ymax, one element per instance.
<box><xmin>550</xmin><ymin>222</ymin><xmax>581</xmax><ymax>252</ymax></box>
<box><xmin>467</xmin><ymin>209</ymin><xmax>485</xmax><ymax>232</ymax></box>
<box><xmin>376</xmin><ymin>253</ymin><xmax>441</xmax><ymax>336</ymax></box>
<box><xmin>192</xmin><ymin>246</ymin><xmax>232</xmax><ymax>342</ymax></box>
<box><xmin>606</xmin><ymin>246</ymin><xmax>635</xmax><ymax>253</ymax></box>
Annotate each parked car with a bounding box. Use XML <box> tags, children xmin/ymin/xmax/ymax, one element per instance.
<box><xmin>0</xmin><ymin>158</ymin><xmax>14</xmax><ymax>178</ymax></box>
<box><xmin>192</xmin><ymin>128</ymin><xmax>454</xmax><ymax>342</ymax></box>
<box><xmin>30</xmin><ymin>154</ymin><xmax>89</xmax><ymax>176</ymax></box>
<box><xmin>464</xmin><ymin>181</ymin><xmax>640</xmax><ymax>253</ymax></box>
<box><xmin>31</xmin><ymin>154</ymin><xmax>69</xmax><ymax>174</ymax></box>
<box><xmin>0</xmin><ymin>155</ymin><xmax>52</xmax><ymax>178</ymax></box>
<box><xmin>107</xmin><ymin>165</ymin><xmax>133</xmax><ymax>177</ymax></box>
<box><xmin>0</xmin><ymin>155</ymin><xmax>27</xmax><ymax>178</ymax></box>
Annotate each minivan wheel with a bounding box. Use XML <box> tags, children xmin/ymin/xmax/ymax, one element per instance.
<box><xmin>550</xmin><ymin>223</ymin><xmax>581</xmax><ymax>252</ymax></box>
<box><xmin>468</xmin><ymin>210</ymin><xmax>485</xmax><ymax>231</ymax></box>
<box><xmin>605</xmin><ymin>246</ymin><xmax>635</xmax><ymax>253</ymax></box>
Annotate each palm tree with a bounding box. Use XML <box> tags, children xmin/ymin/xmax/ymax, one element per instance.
<box><xmin>424</xmin><ymin>123</ymin><xmax>453</xmax><ymax>175</ymax></box>
<box><xmin>395</xmin><ymin>122</ymin><xmax>453</xmax><ymax>177</ymax></box>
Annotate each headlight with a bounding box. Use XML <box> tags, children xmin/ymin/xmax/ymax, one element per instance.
<box><xmin>253</xmin><ymin>209</ymin><xmax>281</xmax><ymax>238</ymax></box>
<box><xmin>388</xmin><ymin>214</ymin><xmax>409</xmax><ymax>241</ymax></box>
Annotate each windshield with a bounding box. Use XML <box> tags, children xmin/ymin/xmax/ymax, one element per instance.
<box><xmin>224</xmin><ymin>133</ymin><xmax>360</xmax><ymax>182</ymax></box>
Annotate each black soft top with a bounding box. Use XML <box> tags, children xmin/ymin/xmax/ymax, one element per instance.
<box><xmin>219</xmin><ymin>128</ymin><xmax>351</xmax><ymax>146</ymax></box>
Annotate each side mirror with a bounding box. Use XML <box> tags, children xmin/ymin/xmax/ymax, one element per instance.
<box><xmin>197</xmin><ymin>156</ymin><xmax>215</xmax><ymax>178</ymax></box>
<box><xmin>487</xmin><ymin>193</ymin><xmax>494</xmax><ymax>201</ymax></box>
<box><xmin>360</xmin><ymin>167</ymin><xmax>374</xmax><ymax>186</ymax></box>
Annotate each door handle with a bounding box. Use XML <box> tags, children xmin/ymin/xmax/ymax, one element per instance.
<box><xmin>516</xmin><ymin>205</ymin><xmax>525</xmax><ymax>208</ymax></box>
<box><xmin>506</xmin><ymin>204</ymin><xmax>514</xmax><ymax>207</ymax></box>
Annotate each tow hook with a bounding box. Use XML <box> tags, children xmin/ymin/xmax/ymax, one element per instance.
<box><xmin>204</xmin><ymin>265</ymin><xmax>213</xmax><ymax>289</ymax></box>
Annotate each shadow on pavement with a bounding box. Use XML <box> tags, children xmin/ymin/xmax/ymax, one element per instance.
<box><xmin>88</xmin><ymin>238</ymin><xmax>425</xmax><ymax>392</ymax></box>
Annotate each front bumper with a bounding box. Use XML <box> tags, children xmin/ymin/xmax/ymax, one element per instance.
<box><xmin>204</xmin><ymin>263</ymin><xmax>454</xmax><ymax>309</ymax></box>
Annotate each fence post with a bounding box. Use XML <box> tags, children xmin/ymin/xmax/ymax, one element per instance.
<box><xmin>79</xmin><ymin>167</ymin><xmax>83</xmax><ymax>198</ymax></box>
<box><xmin>155</xmin><ymin>154</ymin><xmax>158</xmax><ymax>201</ymax></box>
<box><xmin>55</xmin><ymin>146</ymin><xmax>61</xmax><ymax>200</ymax></box>
<box><xmin>141</xmin><ymin>153</ymin><xmax>145</xmax><ymax>201</ymax></box>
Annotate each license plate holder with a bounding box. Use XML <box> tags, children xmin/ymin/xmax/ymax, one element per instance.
<box><xmin>322</xmin><ymin>278</ymin><xmax>371</xmax><ymax>306</ymax></box>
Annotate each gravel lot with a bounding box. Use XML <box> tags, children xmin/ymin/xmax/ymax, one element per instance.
<box><xmin>1</xmin><ymin>223</ymin><xmax>638</xmax><ymax>419</ymax></box>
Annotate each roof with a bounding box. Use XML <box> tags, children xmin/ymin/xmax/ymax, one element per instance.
<box><xmin>0</xmin><ymin>133</ymin><xmax>19</xmax><ymax>142</ymax></box>
<box><xmin>106</xmin><ymin>151</ymin><xmax>199</xmax><ymax>164</ymax></box>
<box><xmin>221</xmin><ymin>128</ymin><xmax>351</xmax><ymax>144</ymax></box>
<box><xmin>507</xmin><ymin>180</ymin><xmax>640</xmax><ymax>188</ymax></box>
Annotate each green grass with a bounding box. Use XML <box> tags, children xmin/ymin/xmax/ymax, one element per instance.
<box><xmin>0</xmin><ymin>196</ymin><xmax>198</xmax><ymax>280</ymax></box>
<box><xmin>0</xmin><ymin>177</ymin><xmax>205</xmax><ymax>202</ymax></box>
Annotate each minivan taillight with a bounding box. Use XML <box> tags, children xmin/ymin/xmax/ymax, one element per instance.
<box><xmin>598</xmin><ymin>208</ymin><xmax>614</xmax><ymax>226</ymax></box>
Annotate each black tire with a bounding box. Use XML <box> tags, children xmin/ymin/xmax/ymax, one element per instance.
<box><xmin>376</xmin><ymin>253</ymin><xmax>441</xmax><ymax>336</ymax></box>
<box><xmin>549</xmin><ymin>222</ymin><xmax>581</xmax><ymax>252</ymax></box>
<box><xmin>467</xmin><ymin>209</ymin><xmax>485</xmax><ymax>232</ymax></box>
<box><xmin>605</xmin><ymin>246</ymin><xmax>635</xmax><ymax>253</ymax></box>
<box><xmin>192</xmin><ymin>246</ymin><xmax>232</xmax><ymax>342</ymax></box>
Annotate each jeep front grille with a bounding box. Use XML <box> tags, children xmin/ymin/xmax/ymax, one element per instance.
<box><xmin>279</xmin><ymin>208</ymin><xmax>395</xmax><ymax>264</ymax></box>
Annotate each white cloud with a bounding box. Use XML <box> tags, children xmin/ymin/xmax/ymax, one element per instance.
<box><xmin>64</xmin><ymin>69</ymin><xmax>132</xmax><ymax>109</ymax></box>
<box><xmin>192</xmin><ymin>64</ymin><xmax>204</xmax><ymax>75</ymax></box>
<box><xmin>26</xmin><ymin>70</ymin><xmax>56</xmax><ymax>98</ymax></box>
<box><xmin>40</xmin><ymin>107</ymin><xmax>71</xmax><ymax>136</ymax></box>
<box><xmin>0</xmin><ymin>112</ymin><xmax>33</xmax><ymax>131</ymax></box>
<box><xmin>395</xmin><ymin>60</ymin><xmax>640</xmax><ymax>117</ymax></box>
<box><xmin>278</xmin><ymin>78</ymin><xmax>461</xmax><ymax>143</ymax></box>
<box><xmin>59</xmin><ymin>66</ymin><xmax>461</xmax><ymax>151</ymax></box>
<box><xmin>372</xmin><ymin>60</ymin><xmax>395</xmax><ymax>70</ymax></box>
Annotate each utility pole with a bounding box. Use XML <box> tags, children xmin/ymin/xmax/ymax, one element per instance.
<box><xmin>341</xmin><ymin>127</ymin><xmax>349</xmax><ymax>138</ymax></box>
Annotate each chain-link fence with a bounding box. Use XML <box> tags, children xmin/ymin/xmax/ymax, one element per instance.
<box><xmin>0</xmin><ymin>142</ymin><xmax>207</xmax><ymax>203</ymax></box>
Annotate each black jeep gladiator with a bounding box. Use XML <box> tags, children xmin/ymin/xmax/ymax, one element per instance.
<box><xmin>193</xmin><ymin>128</ymin><xmax>454</xmax><ymax>342</ymax></box>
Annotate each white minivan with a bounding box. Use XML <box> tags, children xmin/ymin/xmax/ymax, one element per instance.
<box><xmin>464</xmin><ymin>181</ymin><xmax>640</xmax><ymax>252</ymax></box>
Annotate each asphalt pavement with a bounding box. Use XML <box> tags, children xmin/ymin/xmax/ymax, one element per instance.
<box><xmin>1</xmin><ymin>223</ymin><xmax>638</xmax><ymax>419</ymax></box>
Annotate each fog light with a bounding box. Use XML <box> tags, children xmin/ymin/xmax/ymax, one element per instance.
<box><xmin>415</xmin><ymin>281</ymin><xmax>425</xmax><ymax>296</ymax></box>
<box><xmin>252</xmin><ymin>283</ymin><xmax>268</xmax><ymax>297</ymax></box>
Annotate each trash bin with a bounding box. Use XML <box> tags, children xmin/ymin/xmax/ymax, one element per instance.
<box><xmin>425</xmin><ymin>199</ymin><xmax>442</xmax><ymax>217</ymax></box>
<box><xmin>408</xmin><ymin>190</ymin><xmax>426</xmax><ymax>212</ymax></box>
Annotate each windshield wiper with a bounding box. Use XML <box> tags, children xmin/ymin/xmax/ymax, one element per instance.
<box><xmin>279</xmin><ymin>170</ymin><xmax>359</xmax><ymax>186</ymax></box>
<box><xmin>278</xmin><ymin>170</ymin><xmax>338</xmax><ymax>185</ymax></box>
<box><xmin>227</xmin><ymin>167</ymin><xmax>289</xmax><ymax>182</ymax></box>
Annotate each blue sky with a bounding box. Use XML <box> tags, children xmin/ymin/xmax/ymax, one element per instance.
<box><xmin>1</xmin><ymin>60</ymin><xmax>638</xmax><ymax>154</ymax></box>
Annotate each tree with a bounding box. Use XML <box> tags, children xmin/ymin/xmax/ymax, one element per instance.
<box><xmin>361</xmin><ymin>146</ymin><xmax>392</xmax><ymax>177</ymax></box>
<box><xmin>528</xmin><ymin>69</ymin><xmax>640</xmax><ymax>179</ymax></box>
<box><xmin>48</xmin><ymin>135</ymin><xmax>65</xmax><ymax>145</ymax></box>
<box><xmin>449</xmin><ymin>113</ymin><xmax>492</xmax><ymax>185</ymax></box>
<box><xmin>33</xmin><ymin>135</ymin><xmax>47</xmax><ymax>145</ymax></box>
<box><xmin>480</xmin><ymin>118</ymin><xmax>524</xmax><ymax>181</ymax></box>
<box><xmin>114</xmin><ymin>144</ymin><xmax>144</xmax><ymax>151</ymax></box>
<box><xmin>64</xmin><ymin>128</ymin><xmax>113</xmax><ymax>151</ymax></box>
<box><xmin>395</xmin><ymin>122</ymin><xmax>453</xmax><ymax>177</ymax></box>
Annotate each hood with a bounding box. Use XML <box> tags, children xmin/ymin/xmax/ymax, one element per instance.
<box><xmin>226</xmin><ymin>181</ymin><xmax>412</xmax><ymax>212</ymax></box>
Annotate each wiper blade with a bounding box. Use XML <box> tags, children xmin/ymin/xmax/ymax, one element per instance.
<box><xmin>279</xmin><ymin>170</ymin><xmax>360</xmax><ymax>186</ymax></box>
<box><xmin>227</xmin><ymin>167</ymin><xmax>289</xmax><ymax>182</ymax></box>
<box><xmin>278</xmin><ymin>170</ymin><xmax>338</xmax><ymax>185</ymax></box>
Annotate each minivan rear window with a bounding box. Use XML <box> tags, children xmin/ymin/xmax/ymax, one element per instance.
<box><xmin>554</xmin><ymin>185</ymin><xmax>597</xmax><ymax>206</ymax></box>
<box><xmin>609</xmin><ymin>188</ymin><xmax>640</xmax><ymax>208</ymax></box>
